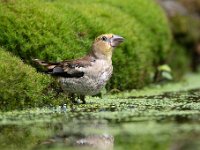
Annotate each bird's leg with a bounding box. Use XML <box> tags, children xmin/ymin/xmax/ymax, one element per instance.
<box><xmin>80</xmin><ymin>95</ymin><xmax>86</xmax><ymax>104</ymax></box>
<box><xmin>69</xmin><ymin>93</ymin><xmax>76</xmax><ymax>103</ymax></box>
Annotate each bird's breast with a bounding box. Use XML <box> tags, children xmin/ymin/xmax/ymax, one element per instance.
<box><xmin>83</xmin><ymin>59</ymin><xmax>112</xmax><ymax>78</ymax></box>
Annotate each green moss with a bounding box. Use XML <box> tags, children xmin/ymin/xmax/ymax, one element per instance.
<box><xmin>0</xmin><ymin>0</ymin><xmax>91</xmax><ymax>61</ymax></box>
<box><xmin>100</xmin><ymin>0</ymin><xmax>172</xmax><ymax>62</ymax></box>
<box><xmin>0</xmin><ymin>48</ymin><xmax>67</xmax><ymax>111</ymax></box>
<box><xmin>0</xmin><ymin>0</ymin><xmax>172</xmax><ymax>91</ymax></box>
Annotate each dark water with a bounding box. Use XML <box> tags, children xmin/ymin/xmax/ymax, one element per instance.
<box><xmin>0</xmin><ymin>89</ymin><xmax>200</xmax><ymax>150</ymax></box>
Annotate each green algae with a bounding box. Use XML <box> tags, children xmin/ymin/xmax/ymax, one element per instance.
<box><xmin>0</xmin><ymin>74</ymin><xmax>200</xmax><ymax>150</ymax></box>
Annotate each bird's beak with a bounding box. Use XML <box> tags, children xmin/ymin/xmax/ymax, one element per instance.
<box><xmin>110</xmin><ymin>35</ymin><xmax>124</xmax><ymax>47</ymax></box>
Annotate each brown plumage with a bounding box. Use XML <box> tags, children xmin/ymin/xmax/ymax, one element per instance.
<box><xmin>33</xmin><ymin>34</ymin><xmax>124</xmax><ymax>103</ymax></box>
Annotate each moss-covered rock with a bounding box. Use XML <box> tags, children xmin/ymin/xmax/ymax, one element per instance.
<box><xmin>0</xmin><ymin>0</ymin><xmax>172</xmax><ymax>91</ymax></box>
<box><xmin>1</xmin><ymin>0</ymin><xmax>192</xmax><ymax>110</ymax></box>
<box><xmin>0</xmin><ymin>48</ymin><xmax>66</xmax><ymax>111</ymax></box>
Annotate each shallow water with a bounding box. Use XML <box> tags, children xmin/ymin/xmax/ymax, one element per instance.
<box><xmin>1</xmin><ymin>87</ymin><xmax>200</xmax><ymax>150</ymax></box>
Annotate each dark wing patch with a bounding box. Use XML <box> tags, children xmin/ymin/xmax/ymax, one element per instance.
<box><xmin>49</xmin><ymin>66</ymin><xmax>84</xmax><ymax>78</ymax></box>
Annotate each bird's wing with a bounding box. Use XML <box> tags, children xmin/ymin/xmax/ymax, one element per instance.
<box><xmin>33</xmin><ymin>56</ymin><xmax>95</xmax><ymax>78</ymax></box>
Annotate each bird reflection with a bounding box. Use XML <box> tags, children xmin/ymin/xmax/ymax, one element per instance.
<box><xmin>36</xmin><ymin>120</ymin><xmax>114</xmax><ymax>150</ymax></box>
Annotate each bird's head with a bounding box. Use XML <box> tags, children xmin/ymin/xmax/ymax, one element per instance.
<box><xmin>91</xmin><ymin>34</ymin><xmax>124</xmax><ymax>60</ymax></box>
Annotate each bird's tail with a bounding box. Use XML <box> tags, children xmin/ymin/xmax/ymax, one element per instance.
<box><xmin>32</xmin><ymin>58</ymin><xmax>58</xmax><ymax>70</ymax></box>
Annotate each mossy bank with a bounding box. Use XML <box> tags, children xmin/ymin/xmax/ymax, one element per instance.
<box><xmin>0</xmin><ymin>0</ymin><xmax>189</xmax><ymax>110</ymax></box>
<box><xmin>0</xmin><ymin>49</ymin><xmax>67</xmax><ymax>111</ymax></box>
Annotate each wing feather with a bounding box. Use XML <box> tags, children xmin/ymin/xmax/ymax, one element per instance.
<box><xmin>33</xmin><ymin>55</ymin><xmax>95</xmax><ymax>78</ymax></box>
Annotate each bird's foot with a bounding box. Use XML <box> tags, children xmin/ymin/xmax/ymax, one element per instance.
<box><xmin>69</xmin><ymin>94</ymin><xmax>86</xmax><ymax>104</ymax></box>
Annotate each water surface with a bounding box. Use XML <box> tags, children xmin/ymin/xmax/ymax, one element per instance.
<box><xmin>1</xmin><ymin>77</ymin><xmax>200</xmax><ymax>150</ymax></box>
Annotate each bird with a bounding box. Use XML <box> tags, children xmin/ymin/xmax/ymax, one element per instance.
<box><xmin>33</xmin><ymin>34</ymin><xmax>124</xmax><ymax>103</ymax></box>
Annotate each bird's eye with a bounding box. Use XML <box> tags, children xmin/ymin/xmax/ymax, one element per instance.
<box><xmin>101</xmin><ymin>36</ymin><xmax>107</xmax><ymax>41</ymax></box>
